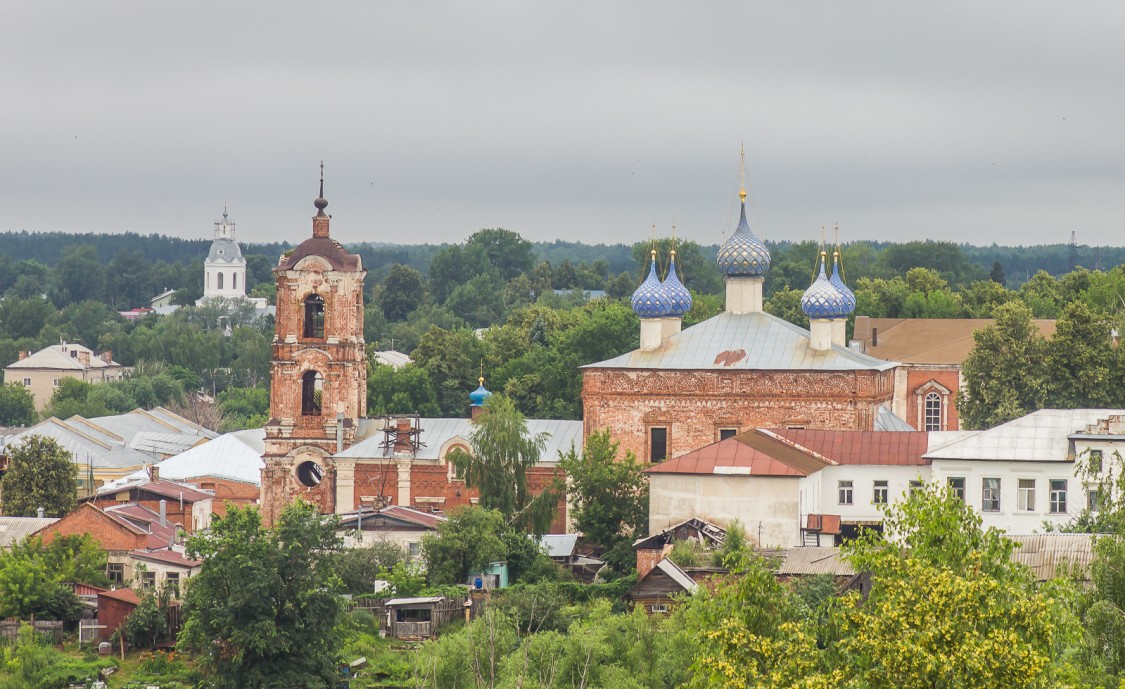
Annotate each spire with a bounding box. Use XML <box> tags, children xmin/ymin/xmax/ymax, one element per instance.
<box><xmin>312</xmin><ymin>161</ymin><xmax>330</xmax><ymax>238</ymax></box>
<box><xmin>716</xmin><ymin>146</ymin><xmax>770</xmax><ymax>279</ymax></box>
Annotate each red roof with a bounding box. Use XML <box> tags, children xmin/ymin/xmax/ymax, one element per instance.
<box><xmin>644</xmin><ymin>437</ymin><xmax>814</xmax><ymax>477</ymax></box>
<box><xmin>380</xmin><ymin>505</ymin><xmax>447</xmax><ymax>529</ymax></box>
<box><xmin>129</xmin><ymin>548</ymin><xmax>201</xmax><ymax>568</ymax></box>
<box><xmin>97</xmin><ymin>587</ymin><xmax>140</xmax><ymax>605</ymax></box>
<box><xmin>772</xmin><ymin>429</ymin><xmax>930</xmax><ymax>466</ymax></box>
<box><xmin>104</xmin><ymin>504</ymin><xmax>179</xmax><ymax>549</ymax></box>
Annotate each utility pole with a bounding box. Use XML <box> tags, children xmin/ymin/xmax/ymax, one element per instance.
<box><xmin>1069</xmin><ymin>231</ymin><xmax>1078</xmax><ymax>272</ymax></box>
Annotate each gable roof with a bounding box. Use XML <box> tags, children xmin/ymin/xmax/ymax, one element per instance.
<box><xmin>583</xmin><ymin>311</ymin><xmax>896</xmax><ymax>372</ymax></box>
<box><xmin>645</xmin><ymin>434</ymin><xmax>822</xmax><ymax>477</ymax></box>
<box><xmin>5</xmin><ymin>342</ymin><xmax>122</xmax><ymax>370</ymax></box>
<box><xmin>540</xmin><ymin>534</ymin><xmax>579</xmax><ymax>558</ymax></box>
<box><xmin>923</xmin><ymin>409</ymin><xmax>1123</xmax><ymax>463</ymax></box>
<box><xmin>851</xmin><ymin>317</ymin><xmax>1057</xmax><ymax>365</ymax></box>
<box><xmin>0</xmin><ymin>516</ymin><xmax>59</xmax><ymax>548</ymax></box>
<box><xmin>87</xmin><ymin>477</ymin><xmax>213</xmax><ymax>504</ymax></box>
<box><xmin>337</xmin><ymin>505</ymin><xmax>448</xmax><ymax>530</ymax></box>
<box><xmin>152</xmin><ymin>429</ymin><xmax>264</xmax><ymax>485</ymax></box>
<box><xmin>651</xmin><ymin>558</ymin><xmax>698</xmax><ymax>593</ymax></box>
<box><xmin>129</xmin><ymin>548</ymin><xmax>202</xmax><ymax>569</ymax></box>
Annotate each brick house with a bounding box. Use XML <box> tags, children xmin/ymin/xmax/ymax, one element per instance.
<box><xmin>850</xmin><ymin>317</ymin><xmax>1057</xmax><ymax>431</ymax></box>
<box><xmin>83</xmin><ymin>471</ymin><xmax>214</xmax><ymax>533</ymax></box>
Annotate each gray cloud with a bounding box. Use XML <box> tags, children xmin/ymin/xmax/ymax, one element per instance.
<box><xmin>3</xmin><ymin>1</ymin><xmax>1124</xmax><ymax>249</ymax></box>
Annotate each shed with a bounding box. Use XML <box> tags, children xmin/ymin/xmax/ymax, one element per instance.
<box><xmin>384</xmin><ymin>597</ymin><xmax>462</xmax><ymax>639</ymax></box>
<box><xmin>624</xmin><ymin>558</ymin><xmax>698</xmax><ymax>614</ymax></box>
<box><xmin>96</xmin><ymin>588</ymin><xmax>140</xmax><ymax>641</ymax></box>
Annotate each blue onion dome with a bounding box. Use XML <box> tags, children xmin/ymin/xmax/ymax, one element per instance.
<box><xmin>631</xmin><ymin>250</ymin><xmax>674</xmax><ymax>318</ymax></box>
<box><xmin>801</xmin><ymin>251</ymin><xmax>849</xmax><ymax>320</ymax></box>
<box><xmin>715</xmin><ymin>189</ymin><xmax>771</xmax><ymax>277</ymax></box>
<box><xmin>829</xmin><ymin>250</ymin><xmax>856</xmax><ymax>314</ymax></box>
<box><xmin>469</xmin><ymin>376</ymin><xmax>492</xmax><ymax>407</ymax></box>
<box><xmin>662</xmin><ymin>249</ymin><xmax>693</xmax><ymax>317</ymax></box>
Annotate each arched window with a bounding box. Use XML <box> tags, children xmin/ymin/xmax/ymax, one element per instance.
<box><xmin>924</xmin><ymin>392</ymin><xmax>942</xmax><ymax>431</ymax></box>
<box><xmin>232</xmin><ymin>273</ymin><xmax>238</xmax><ymax>290</ymax></box>
<box><xmin>301</xmin><ymin>370</ymin><xmax>323</xmax><ymax>416</ymax></box>
<box><xmin>217</xmin><ymin>272</ymin><xmax>224</xmax><ymax>290</ymax></box>
<box><xmin>304</xmin><ymin>294</ymin><xmax>325</xmax><ymax>338</ymax></box>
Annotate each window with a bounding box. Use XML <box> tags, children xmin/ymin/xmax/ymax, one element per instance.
<box><xmin>22</xmin><ymin>378</ymin><xmax>30</xmax><ymax>387</ymax></box>
<box><xmin>873</xmin><ymin>480</ymin><xmax>889</xmax><ymax>505</ymax></box>
<box><xmin>301</xmin><ymin>370</ymin><xmax>323</xmax><ymax>416</ymax></box>
<box><xmin>982</xmin><ymin>478</ymin><xmax>1001</xmax><ymax>512</ymax></box>
<box><xmin>909</xmin><ymin>480</ymin><xmax>924</xmax><ymax>495</ymax></box>
<box><xmin>166</xmin><ymin>572</ymin><xmax>180</xmax><ymax>596</ymax></box>
<box><xmin>107</xmin><ymin>563</ymin><xmax>125</xmax><ymax>586</ymax></box>
<box><xmin>52</xmin><ymin>378</ymin><xmax>60</xmax><ymax>388</ymax></box>
<box><xmin>295</xmin><ymin>460</ymin><xmax>324</xmax><ymax>487</ymax></box>
<box><xmin>948</xmin><ymin>477</ymin><xmax>965</xmax><ymax>501</ymax></box>
<box><xmin>924</xmin><ymin>392</ymin><xmax>942</xmax><ymax>431</ymax></box>
<box><xmin>232</xmin><ymin>273</ymin><xmax>237</xmax><ymax>290</ymax></box>
<box><xmin>408</xmin><ymin>542</ymin><xmax>421</xmax><ymax>559</ymax></box>
<box><xmin>839</xmin><ymin>480</ymin><xmax>854</xmax><ymax>505</ymax></box>
<box><xmin>719</xmin><ymin>428</ymin><xmax>737</xmax><ymax>441</ymax></box>
<box><xmin>1089</xmin><ymin>449</ymin><xmax>1104</xmax><ymax>474</ymax></box>
<box><xmin>303</xmin><ymin>294</ymin><xmax>326</xmax><ymax>338</ymax></box>
<box><xmin>217</xmin><ymin>272</ymin><xmax>224</xmax><ymax>290</ymax></box>
<box><xmin>1018</xmin><ymin>479</ymin><xmax>1036</xmax><ymax>512</ymax></box>
<box><xmin>649</xmin><ymin>427</ymin><xmax>667</xmax><ymax>463</ymax></box>
<box><xmin>650</xmin><ymin>604</ymin><xmax>670</xmax><ymax>614</ymax></box>
<box><xmin>1089</xmin><ymin>489</ymin><xmax>1102</xmax><ymax>512</ymax></box>
<box><xmin>1049</xmin><ymin>479</ymin><xmax>1067</xmax><ymax>514</ymax></box>
<box><xmin>141</xmin><ymin>571</ymin><xmax>156</xmax><ymax>591</ymax></box>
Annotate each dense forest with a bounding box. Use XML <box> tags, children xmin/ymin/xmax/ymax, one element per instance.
<box><xmin>1</xmin><ymin>227</ymin><xmax>1124</xmax><ymax>431</ymax></box>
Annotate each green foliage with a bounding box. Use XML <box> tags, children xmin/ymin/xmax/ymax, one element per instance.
<box><xmin>422</xmin><ymin>507</ymin><xmax>509</xmax><ymax>587</ymax></box>
<box><xmin>335</xmin><ymin>539</ymin><xmax>408</xmax><ymax>595</ymax></box>
<box><xmin>559</xmin><ymin>430</ymin><xmax>648</xmax><ymax>575</ymax></box>
<box><xmin>178</xmin><ymin>503</ymin><xmax>345</xmax><ymax>689</ymax></box>
<box><xmin>376</xmin><ymin>561</ymin><xmax>428</xmax><ymax>598</ymax></box>
<box><xmin>0</xmin><ymin>625</ymin><xmax>115</xmax><ymax>689</ymax></box>
<box><xmin>0</xmin><ymin>383</ymin><xmax>35</xmax><ymax>426</ymax></box>
<box><xmin>1</xmin><ymin>435</ymin><xmax>76</xmax><ymax>517</ymax></box>
<box><xmin>121</xmin><ymin>588</ymin><xmax>170</xmax><ymax>650</ymax></box>
<box><xmin>377</xmin><ymin>264</ymin><xmax>428</xmax><ymax>321</ymax></box>
<box><xmin>448</xmin><ymin>394</ymin><xmax>558</xmax><ymax>534</ymax></box>
<box><xmin>215</xmin><ymin>385</ymin><xmax>269</xmax><ymax>430</ymax></box>
<box><xmin>365</xmin><ymin>363</ymin><xmax>440</xmax><ymax>416</ymax></box>
<box><xmin>0</xmin><ymin>535</ymin><xmax>104</xmax><ymax>624</ymax></box>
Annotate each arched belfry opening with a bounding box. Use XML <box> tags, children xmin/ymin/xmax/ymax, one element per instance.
<box><xmin>301</xmin><ymin>370</ymin><xmax>323</xmax><ymax>416</ymax></box>
<box><xmin>304</xmin><ymin>294</ymin><xmax>325</xmax><ymax>338</ymax></box>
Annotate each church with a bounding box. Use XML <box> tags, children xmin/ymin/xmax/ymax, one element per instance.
<box><xmin>581</xmin><ymin>187</ymin><xmax>904</xmax><ymax>464</ymax></box>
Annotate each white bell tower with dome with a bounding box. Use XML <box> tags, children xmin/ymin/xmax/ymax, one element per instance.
<box><xmin>199</xmin><ymin>207</ymin><xmax>248</xmax><ymax>302</ymax></box>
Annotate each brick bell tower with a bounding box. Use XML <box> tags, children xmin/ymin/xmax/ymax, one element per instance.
<box><xmin>260</xmin><ymin>165</ymin><xmax>367</xmax><ymax>525</ymax></box>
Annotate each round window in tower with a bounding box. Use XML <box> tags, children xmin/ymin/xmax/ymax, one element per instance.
<box><xmin>295</xmin><ymin>460</ymin><xmax>324</xmax><ymax>488</ymax></box>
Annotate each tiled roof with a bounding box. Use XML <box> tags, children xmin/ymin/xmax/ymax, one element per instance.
<box><xmin>852</xmin><ymin>317</ymin><xmax>1057</xmax><ymax>365</ymax></box>
<box><xmin>644</xmin><ymin>435</ymin><xmax>819</xmax><ymax>477</ymax></box>
<box><xmin>923</xmin><ymin>409</ymin><xmax>1123</xmax><ymax>463</ymax></box>
<box><xmin>583</xmin><ymin>312</ymin><xmax>897</xmax><ymax>372</ymax></box>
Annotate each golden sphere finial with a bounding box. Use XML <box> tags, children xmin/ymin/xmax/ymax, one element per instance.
<box><xmin>739</xmin><ymin>187</ymin><xmax>747</xmax><ymax>202</ymax></box>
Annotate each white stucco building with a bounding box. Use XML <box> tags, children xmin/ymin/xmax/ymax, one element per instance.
<box><xmin>195</xmin><ymin>208</ymin><xmax>271</xmax><ymax>315</ymax></box>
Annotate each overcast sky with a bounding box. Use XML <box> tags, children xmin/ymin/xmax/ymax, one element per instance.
<box><xmin>4</xmin><ymin>2</ymin><xmax>1124</xmax><ymax>248</ymax></box>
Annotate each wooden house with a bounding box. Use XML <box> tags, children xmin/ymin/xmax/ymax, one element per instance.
<box><xmin>624</xmin><ymin>558</ymin><xmax>698</xmax><ymax>614</ymax></box>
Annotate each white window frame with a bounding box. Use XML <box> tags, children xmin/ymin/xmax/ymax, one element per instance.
<box><xmin>838</xmin><ymin>480</ymin><xmax>853</xmax><ymax>505</ymax></box>
<box><xmin>948</xmin><ymin>477</ymin><xmax>966</xmax><ymax>501</ymax></box>
<box><xmin>873</xmin><ymin>480</ymin><xmax>889</xmax><ymax>505</ymax></box>
<box><xmin>1018</xmin><ymin>479</ymin><xmax>1036</xmax><ymax>512</ymax></box>
<box><xmin>22</xmin><ymin>378</ymin><xmax>31</xmax><ymax>387</ymax></box>
<box><xmin>924</xmin><ymin>392</ymin><xmax>942</xmax><ymax>432</ymax></box>
<box><xmin>1088</xmin><ymin>488</ymin><xmax>1102</xmax><ymax>512</ymax></box>
<box><xmin>1049</xmin><ymin>479</ymin><xmax>1067</xmax><ymax>514</ymax></box>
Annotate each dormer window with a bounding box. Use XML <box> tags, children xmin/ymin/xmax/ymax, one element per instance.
<box><xmin>301</xmin><ymin>370</ymin><xmax>323</xmax><ymax>416</ymax></box>
<box><xmin>304</xmin><ymin>294</ymin><xmax>325</xmax><ymax>338</ymax></box>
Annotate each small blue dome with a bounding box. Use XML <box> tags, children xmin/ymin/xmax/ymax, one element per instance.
<box><xmin>801</xmin><ymin>253</ymin><xmax>848</xmax><ymax>320</ymax></box>
<box><xmin>631</xmin><ymin>253</ymin><xmax>674</xmax><ymax>318</ymax></box>
<box><xmin>469</xmin><ymin>378</ymin><xmax>492</xmax><ymax>406</ymax></box>
<box><xmin>662</xmin><ymin>252</ymin><xmax>692</xmax><ymax>318</ymax></box>
<box><xmin>829</xmin><ymin>251</ymin><xmax>856</xmax><ymax>315</ymax></box>
<box><xmin>716</xmin><ymin>199</ymin><xmax>771</xmax><ymax>277</ymax></box>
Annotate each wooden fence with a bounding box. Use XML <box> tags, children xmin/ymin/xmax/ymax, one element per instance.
<box><xmin>0</xmin><ymin>620</ymin><xmax>64</xmax><ymax>643</ymax></box>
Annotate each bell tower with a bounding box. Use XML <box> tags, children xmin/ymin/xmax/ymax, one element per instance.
<box><xmin>260</xmin><ymin>165</ymin><xmax>367</xmax><ymax>525</ymax></box>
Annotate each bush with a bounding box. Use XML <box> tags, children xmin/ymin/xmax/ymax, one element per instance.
<box><xmin>0</xmin><ymin>625</ymin><xmax>114</xmax><ymax>689</ymax></box>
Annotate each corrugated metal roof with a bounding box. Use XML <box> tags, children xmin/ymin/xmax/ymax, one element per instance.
<box><xmin>336</xmin><ymin>417</ymin><xmax>583</xmax><ymax>463</ymax></box>
<box><xmin>372</xmin><ymin>350</ymin><xmax>413</xmax><ymax>368</ymax></box>
<box><xmin>129</xmin><ymin>548</ymin><xmax>201</xmax><ymax>569</ymax></box>
<box><xmin>128</xmin><ymin>432</ymin><xmax>208</xmax><ymax>456</ymax></box>
<box><xmin>772</xmin><ymin>429</ymin><xmax>931</xmax><ymax>466</ymax></box>
<box><xmin>645</xmin><ymin>434</ymin><xmax>820</xmax><ymax>477</ymax></box>
<box><xmin>778</xmin><ymin>547</ymin><xmax>856</xmax><ymax>576</ymax></box>
<box><xmin>0</xmin><ymin>517</ymin><xmax>59</xmax><ymax>548</ymax></box>
<box><xmin>924</xmin><ymin>409</ymin><xmax>1125</xmax><ymax>462</ymax></box>
<box><xmin>654</xmin><ymin>558</ymin><xmax>699</xmax><ymax>592</ymax></box>
<box><xmin>875</xmin><ymin>406</ymin><xmax>915</xmax><ymax>432</ymax></box>
<box><xmin>852</xmin><ymin>317</ymin><xmax>1058</xmax><ymax>365</ymax></box>
<box><xmin>583</xmin><ymin>312</ymin><xmax>897</xmax><ymax>372</ymax></box>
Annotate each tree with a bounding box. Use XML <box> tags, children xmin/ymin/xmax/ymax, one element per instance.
<box><xmin>51</xmin><ymin>245</ymin><xmax>105</xmax><ymax>307</ymax></box>
<box><xmin>1044</xmin><ymin>301</ymin><xmax>1114</xmax><ymax>409</ymax></box>
<box><xmin>989</xmin><ymin>260</ymin><xmax>1006</xmax><ymax>285</ymax></box>
<box><xmin>105</xmin><ymin>248</ymin><xmax>156</xmax><ymax>309</ymax></box>
<box><xmin>178</xmin><ymin>503</ymin><xmax>345</xmax><ymax>689</ymax></box>
<box><xmin>422</xmin><ymin>506</ymin><xmax>508</xmax><ymax>587</ymax></box>
<box><xmin>378</xmin><ymin>264</ymin><xmax>428</xmax><ymax>322</ymax></box>
<box><xmin>957</xmin><ymin>301</ymin><xmax>1049</xmax><ymax>429</ymax></box>
<box><xmin>0</xmin><ymin>535</ymin><xmax>104</xmax><ymax>624</ymax></box>
<box><xmin>448</xmin><ymin>394</ymin><xmax>558</xmax><ymax>534</ymax></box>
<box><xmin>0</xmin><ymin>383</ymin><xmax>35</xmax><ymax>426</ymax></box>
<box><xmin>335</xmin><ymin>540</ymin><xmax>408</xmax><ymax>595</ymax></box>
<box><xmin>558</xmin><ymin>430</ymin><xmax>648</xmax><ymax>574</ymax></box>
<box><xmin>367</xmin><ymin>363</ymin><xmax>440</xmax><ymax>416</ymax></box>
<box><xmin>1</xmin><ymin>435</ymin><xmax>76</xmax><ymax>517</ymax></box>
<box><xmin>411</xmin><ymin>326</ymin><xmax>486</xmax><ymax>416</ymax></box>
<box><xmin>466</xmin><ymin>228</ymin><xmax>535</xmax><ymax>281</ymax></box>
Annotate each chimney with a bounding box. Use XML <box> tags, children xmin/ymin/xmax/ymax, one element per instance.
<box><xmin>636</xmin><ymin>543</ymin><xmax>674</xmax><ymax>579</ymax></box>
<box><xmin>159</xmin><ymin>499</ymin><xmax>167</xmax><ymax>526</ymax></box>
<box><xmin>393</xmin><ymin>417</ymin><xmax>415</xmax><ymax>457</ymax></box>
<box><xmin>36</xmin><ymin>506</ymin><xmax>45</xmax><ymax>519</ymax></box>
<box><xmin>150</xmin><ymin>465</ymin><xmax>160</xmax><ymax>481</ymax></box>
<box><xmin>18</xmin><ymin>351</ymin><xmax>28</xmax><ymax>361</ymax></box>
<box><xmin>100</xmin><ymin>350</ymin><xmax>113</xmax><ymax>364</ymax></box>
<box><xmin>77</xmin><ymin>351</ymin><xmax>91</xmax><ymax>366</ymax></box>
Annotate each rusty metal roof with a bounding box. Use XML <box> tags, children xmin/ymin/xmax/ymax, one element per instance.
<box><xmin>778</xmin><ymin>547</ymin><xmax>855</xmax><ymax>576</ymax></box>
<box><xmin>583</xmin><ymin>311</ymin><xmax>897</xmax><ymax>371</ymax></box>
<box><xmin>773</xmin><ymin>429</ymin><xmax>931</xmax><ymax>466</ymax></box>
<box><xmin>852</xmin><ymin>316</ymin><xmax>1057</xmax><ymax>365</ymax></box>
<box><xmin>644</xmin><ymin>435</ymin><xmax>824</xmax><ymax>477</ymax></box>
